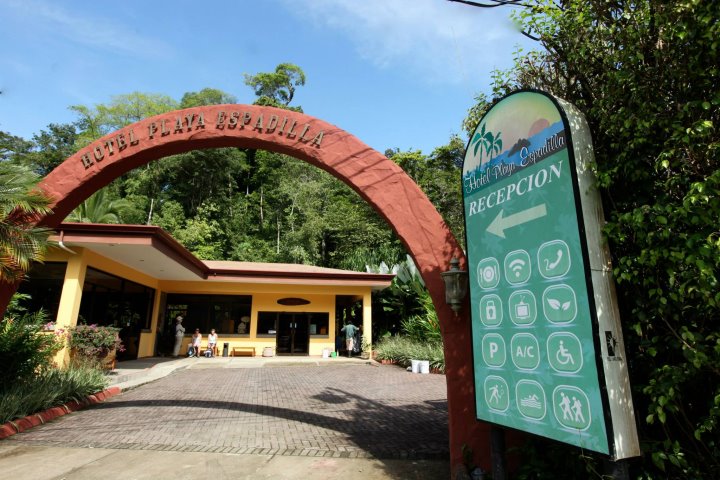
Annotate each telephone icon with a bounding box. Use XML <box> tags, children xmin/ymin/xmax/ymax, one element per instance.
<box><xmin>538</xmin><ymin>240</ymin><xmax>571</xmax><ymax>278</ymax></box>
<box><xmin>545</xmin><ymin>249</ymin><xmax>563</xmax><ymax>271</ymax></box>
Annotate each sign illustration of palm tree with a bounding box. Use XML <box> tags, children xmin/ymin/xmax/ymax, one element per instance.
<box><xmin>485</xmin><ymin>131</ymin><xmax>502</xmax><ymax>160</ymax></box>
<box><xmin>471</xmin><ymin>123</ymin><xmax>503</xmax><ymax>162</ymax></box>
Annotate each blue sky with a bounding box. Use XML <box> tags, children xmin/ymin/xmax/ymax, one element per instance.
<box><xmin>0</xmin><ymin>0</ymin><xmax>535</xmax><ymax>155</ymax></box>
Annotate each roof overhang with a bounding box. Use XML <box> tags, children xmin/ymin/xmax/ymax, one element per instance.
<box><xmin>51</xmin><ymin>223</ymin><xmax>395</xmax><ymax>289</ymax></box>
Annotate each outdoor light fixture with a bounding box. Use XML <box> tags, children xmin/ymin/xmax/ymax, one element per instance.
<box><xmin>441</xmin><ymin>257</ymin><xmax>468</xmax><ymax>315</ymax></box>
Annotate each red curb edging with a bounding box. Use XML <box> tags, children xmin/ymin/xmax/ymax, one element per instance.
<box><xmin>0</xmin><ymin>386</ymin><xmax>123</xmax><ymax>440</ymax></box>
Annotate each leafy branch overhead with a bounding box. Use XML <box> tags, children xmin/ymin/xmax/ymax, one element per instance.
<box><xmin>0</xmin><ymin>163</ymin><xmax>53</xmax><ymax>283</ymax></box>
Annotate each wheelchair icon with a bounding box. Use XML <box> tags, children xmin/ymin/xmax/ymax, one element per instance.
<box><xmin>556</xmin><ymin>341</ymin><xmax>575</xmax><ymax>366</ymax></box>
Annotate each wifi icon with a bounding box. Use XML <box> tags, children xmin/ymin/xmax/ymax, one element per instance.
<box><xmin>504</xmin><ymin>250</ymin><xmax>531</xmax><ymax>285</ymax></box>
<box><xmin>509</xmin><ymin>259</ymin><xmax>526</xmax><ymax>277</ymax></box>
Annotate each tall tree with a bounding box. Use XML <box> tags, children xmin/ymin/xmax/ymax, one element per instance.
<box><xmin>180</xmin><ymin>88</ymin><xmax>237</xmax><ymax>108</ymax></box>
<box><xmin>70</xmin><ymin>92</ymin><xmax>178</xmax><ymax>147</ymax></box>
<box><xmin>26</xmin><ymin>123</ymin><xmax>78</xmax><ymax>176</ymax></box>
<box><xmin>243</xmin><ymin>63</ymin><xmax>306</xmax><ymax>110</ymax></box>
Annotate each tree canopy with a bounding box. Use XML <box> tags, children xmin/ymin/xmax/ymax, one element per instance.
<box><xmin>243</xmin><ymin>63</ymin><xmax>306</xmax><ymax>110</ymax></box>
<box><xmin>0</xmin><ymin>63</ymin><xmax>464</xmax><ymax>286</ymax></box>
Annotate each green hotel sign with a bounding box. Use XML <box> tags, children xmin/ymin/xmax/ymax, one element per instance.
<box><xmin>462</xmin><ymin>90</ymin><xmax>640</xmax><ymax>458</ymax></box>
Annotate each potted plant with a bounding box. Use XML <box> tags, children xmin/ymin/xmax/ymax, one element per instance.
<box><xmin>67</xmin><ymin>324</ymin><xmax>124</xmax><ymax>370</ymax></box>
<box><xmin>360</xmin><ymin>336</ymin><xmax>372</xmax><ymax>360</ymax></box>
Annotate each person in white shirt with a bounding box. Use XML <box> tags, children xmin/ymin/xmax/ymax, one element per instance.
<box><xmin>207</xmin><ymin>328</ymin><xmax>218</xmax><ymax>357</ymax></box>
<box><xmin>191</xmin><ymin>329</ymin><xmax>202</xmax><ymax>357</ymax></box>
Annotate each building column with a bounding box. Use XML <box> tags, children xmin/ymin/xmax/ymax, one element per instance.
<box><xmin>137</xmin><ymin>290</ymin><xmax>164</xmax><ymax>358</ymax></box>
<box><xmin>53</xmin><ymin>248</ymin><xmax>88</xmax><ymax>366</ymax></box>
<box><xmin>362</xmin><ymin>291</ymin><xmax>372</xmax><ymax>356</ymax></box>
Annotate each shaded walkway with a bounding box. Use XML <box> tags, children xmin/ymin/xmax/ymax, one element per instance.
<box><xmin>8</xmin><ymin>364</ymin><xmax>449</xmax><ymax>461</ymax></box>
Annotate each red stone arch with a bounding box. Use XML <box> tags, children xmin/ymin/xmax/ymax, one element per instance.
<box><xmin>13</xmin><ymin>104</ymin><xmax>489</xmax><ymax>471</ymax></box>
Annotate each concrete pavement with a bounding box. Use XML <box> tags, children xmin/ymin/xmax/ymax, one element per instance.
<box><xmin>2</xmin><ymin>356</ymin><xmax>451</xmax><ymax>479</ymax></box>
<box><xmin>0</xmin><ymin>444</ymin><xmax>448</xmax><ymax>480</ymax></box>
<box><xmin>106</xmin><ymin>354</ymin><xmax>375</xmax><ymax>391</ymax></box>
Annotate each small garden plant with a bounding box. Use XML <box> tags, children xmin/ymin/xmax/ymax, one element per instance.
<box><xmin>0</xmin><ymin>295</ymin><xmax>109</xmax><ymax>424</ymax></box>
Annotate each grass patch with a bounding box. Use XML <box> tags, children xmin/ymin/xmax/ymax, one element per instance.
<box><xmin>0</xmin><ymin>364</ymin><xmax>107</xmax><ymax>424</ymax></box>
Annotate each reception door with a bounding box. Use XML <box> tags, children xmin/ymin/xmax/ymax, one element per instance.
<box><xmin>276</xmin><ymin>313</ymin><xmax>309</xmax><ymax>355</ymax></box>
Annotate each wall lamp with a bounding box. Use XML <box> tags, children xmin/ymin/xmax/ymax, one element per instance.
<box><xmin>441</xmin><ymin>257</ymin><xmax>468</xmax><ymax>315</ymax></box>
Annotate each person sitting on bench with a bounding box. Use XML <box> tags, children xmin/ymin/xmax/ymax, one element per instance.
<box><xmin>207</xmin><ymin>329</ymin><xmax>218</xmax><ymax>357</ymax></box>
<box><xmin>191</xmin><ymin>329</ymin><xmax>202</xmax><ymax>357</ymax></box>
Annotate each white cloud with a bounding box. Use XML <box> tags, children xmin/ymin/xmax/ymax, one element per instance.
<box><xmin>285</xmin><ymin>0</ymin><xmax>533</xmax><ymax>88</ymax></box>
<box><xmin>1</xmin><ymin>0</ymin><xmax>174</xmax><ymax>58</ymax></box>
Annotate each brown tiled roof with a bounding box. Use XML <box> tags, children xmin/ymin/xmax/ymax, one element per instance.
<box><xmin>54</xmin><ymin>223</ymin><xmax>394</xmax><ymax>286</ymax></box>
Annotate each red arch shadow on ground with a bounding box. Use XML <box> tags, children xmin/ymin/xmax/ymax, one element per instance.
<box><xmin>1</xmin><ymin>104</ymin><xmax>490</xmax><ymax>473</ymax></box>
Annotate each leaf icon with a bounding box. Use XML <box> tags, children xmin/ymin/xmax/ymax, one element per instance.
<box><xmin>562</xmin><ymin>301</ymin><xmax>571</xmax><ymax>311</ymax></box>
<box><xmin>547</xmin><ymin>298</ymin><xmax>561</xmax><ymax>310</ymax></box>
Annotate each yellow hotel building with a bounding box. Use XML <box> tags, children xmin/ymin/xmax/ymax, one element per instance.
<box><xmin>19</xmin><ymin>223</ymin><xmax>394</xmax><ymax>363</ymax></box>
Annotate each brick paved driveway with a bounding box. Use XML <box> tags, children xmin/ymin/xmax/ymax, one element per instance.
<box><xmin>8</xmin><ymin>364</ymin><xmax>449</xmax><ymax>460</ymax></box>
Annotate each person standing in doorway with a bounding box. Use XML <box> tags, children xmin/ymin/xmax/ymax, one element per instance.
<box><xmin>341</xmin><ymin>321</ymin><xmax>358</xmax><ymax>358</ymax></box>
<box><xmin>172</xmin><ymin>316</ymin><xmax>185</xmax><ymax>357</ymax></box>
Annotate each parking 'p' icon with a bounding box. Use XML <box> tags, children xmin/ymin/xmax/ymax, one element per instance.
<box><xmin>481</xmin><ymin>333</ymin><xmax>506</xmax><ymax>367</ymax></box>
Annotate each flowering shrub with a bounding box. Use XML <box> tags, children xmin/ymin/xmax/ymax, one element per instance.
<box><xmin>67</xmin><ymin>324</ymin><xmax>124</xmax><ymax>357</ymax></box>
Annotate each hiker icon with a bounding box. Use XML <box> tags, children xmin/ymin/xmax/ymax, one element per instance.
<box><xmin>553</xmin><ymin>386</ymin><xmax>591</xmax><ymax>430</ymax></box>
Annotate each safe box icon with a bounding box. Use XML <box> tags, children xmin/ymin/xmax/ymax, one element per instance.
<box><xmin>479</xmin><ymin>295</ymin><xmax>502</xmax><ymax>326</ymax></box>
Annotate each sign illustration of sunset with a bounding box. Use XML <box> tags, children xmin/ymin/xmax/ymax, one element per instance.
<box><xmin>463</xmin><ymin>92</ymin><xmax>565</xmax><ymax>195</ymax></box>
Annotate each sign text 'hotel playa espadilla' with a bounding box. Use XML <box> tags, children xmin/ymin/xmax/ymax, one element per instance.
<box><xmin>462</xmin><ymin>90</ymin><xmax>640</xmax><ymax>459</ymax></box>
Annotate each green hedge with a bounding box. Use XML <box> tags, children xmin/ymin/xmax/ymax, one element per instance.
<box><xmin>374</xmin><ymin>335</ymin><xmax>445</xmax><ymax>372</ymax></box>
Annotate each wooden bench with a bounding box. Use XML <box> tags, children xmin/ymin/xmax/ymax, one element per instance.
<box><xmin>232</xmin><ymin>346</ymin><xmax>256</xmax><ymax>357</ymax></box>
<box><xmin>188</xmin><ymin>343</ymin><xmax>217</xmax><ymax>357</ymax></box>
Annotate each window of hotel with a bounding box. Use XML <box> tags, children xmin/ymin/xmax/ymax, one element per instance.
<box><xmin>165</xmin><ymin>294</ymin><xmax>251</xmax><ymax>335</ymax></box>
<box><xmin>78</xmin><ymin>267</ymin><xmax>156</xmax><ymax>361</ymax></box>
<box><xmin>308</xmin><ymin>313</ymin><xmax>329</xmax><ymax>337</ymax></box>
<box><xmin>79</xmin><ymin>268</ymin><xmax>155</xmax><ymax>330</ymax></box>
<box><xmin>257</xmin><ymin>312</ymin><xmax>278</xmax><ymax>336</ymax></box>
<box><xmin>16</xmin><ymin>262</ymin><xmax>66</xmax><ymax>321</ymax></box>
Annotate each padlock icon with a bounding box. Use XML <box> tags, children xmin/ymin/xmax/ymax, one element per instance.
<box><xmin>486</xmin><ymin>299</ymin><xmax>497</xmax><ymax>321</ymax></box>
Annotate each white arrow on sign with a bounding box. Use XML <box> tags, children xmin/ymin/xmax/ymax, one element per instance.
<box><xmin>487</xmin><ymin>204</ymin><xmax>548</xmax><ymax>238</ymax></box>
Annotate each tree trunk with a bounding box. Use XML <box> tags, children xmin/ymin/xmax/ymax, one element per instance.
<box><xmin>146</xmin><ymin>198</ymin><xmax>154</xmax><ymax>225</ymax></box>
<box><xmin>276</xmin><ymin>215</ymin><xmax>281</xmax><ymax>255</ymax></box>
